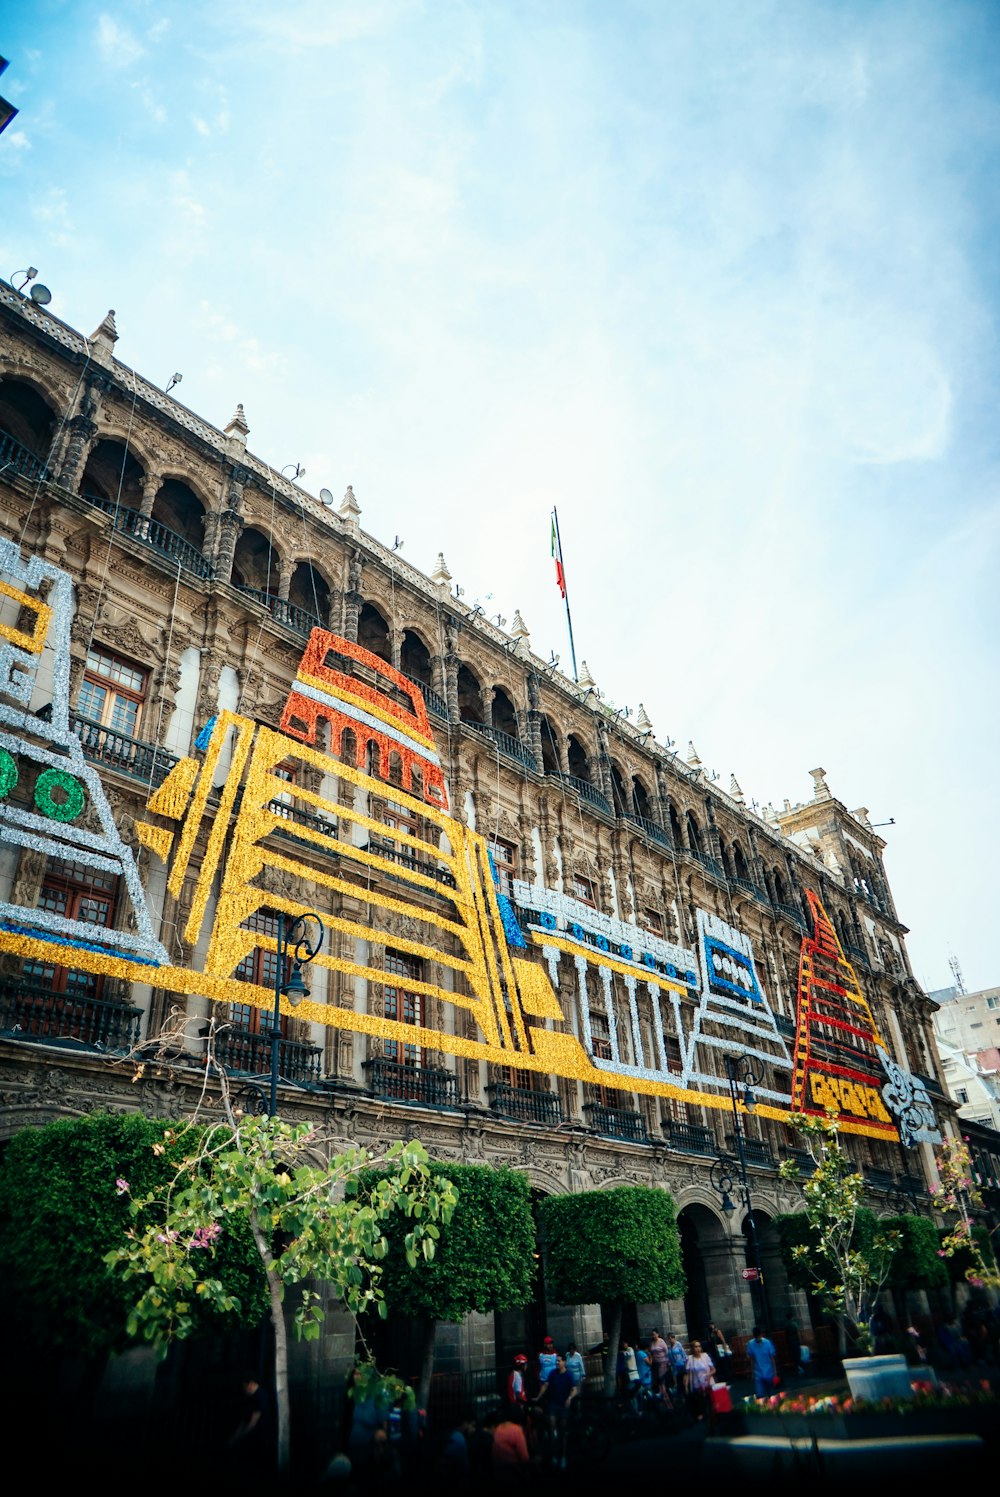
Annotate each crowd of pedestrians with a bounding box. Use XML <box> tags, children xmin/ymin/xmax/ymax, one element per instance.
<box><xmin>319</xmin><ymin>1301</ymin><xmax>1000</xmax><ymax>1491</ymax></box>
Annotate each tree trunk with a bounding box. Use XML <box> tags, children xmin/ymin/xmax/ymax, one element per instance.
<box><xmin>250</xmin><ymin>1207</ymin><xmax>290</xmax><ymax>1476</ymax></box>
<box><xmin>602</xmin><ymin>1303</ymin><xmax>623</xmax><ymax>1400</ymax></box>
<box><xmin>415</xmin><ymin>1315</ymin><xmax>437</xmax><ymax>1415</ymax></box>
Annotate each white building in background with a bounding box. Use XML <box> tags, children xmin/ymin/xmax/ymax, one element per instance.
<box><xmin>931</xmin><ymin>984</ymin><xmax>1000</xmax><ymax>1131</ymax></box>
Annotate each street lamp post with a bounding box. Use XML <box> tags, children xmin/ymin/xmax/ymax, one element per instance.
<box><xmin>711</xmin><ymin>1053</ymin><xmax>770</xmax><ymax>1334</ymax></box>
<box><xmin>269</xmin><ymin>911</ymin><xmax>324</xmax><ymax>1118</ymax></box>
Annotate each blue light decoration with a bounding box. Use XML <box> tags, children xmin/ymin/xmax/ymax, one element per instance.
<box><xmin>487</xmin><ymin>850</ymin><xmax>527</xmax><ymax>949</ymax></box>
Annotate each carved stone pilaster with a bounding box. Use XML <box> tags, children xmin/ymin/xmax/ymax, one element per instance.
<box><xmin>214</xmin><ymin>509</ymin><xmax>244</xmax><ymax>581</ymax></box>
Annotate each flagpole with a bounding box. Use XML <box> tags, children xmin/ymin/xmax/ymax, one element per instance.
<box><xmin>552</xmin><ymin>507</ymin><xmax>579</xmax><ymax>684</ymax></box>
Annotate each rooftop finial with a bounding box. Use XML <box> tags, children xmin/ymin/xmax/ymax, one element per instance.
<box><xmin>430</xmin><ymin>552</ymin><xmax>452</xmax><ymax>587</ymax></box>
<box><xmin>730</xmin><ymin>775</ymin><xmax>745</xmax><ymax>804</ymax></box>
<box><xmin>687</xmin><ymin>741</ymin><xmax>702</xmax><ymax>769</ymax></box>
<box><xmin>339</xmin><ymin>485</ymin><xmax>361</xmax><ymax>524</ymax></box>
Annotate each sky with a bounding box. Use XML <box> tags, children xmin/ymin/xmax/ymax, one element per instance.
<box><xmin>1</xmin><ymin>0</ymin><xmax>998</xmax><ymax>996</ymax></box>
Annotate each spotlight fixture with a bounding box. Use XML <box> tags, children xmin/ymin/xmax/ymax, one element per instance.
<box><xmin>11</xmin><ymin>267</ymin><xmax>37</xmax><ymax>293</ymax></box>
<box><xmin>282</xmin><ymin>462</ymin><xmax>306</xmax><ymax>481</ymax></box>
<box><xmin>166</xmin><ymin>372</ymin><xmax>183</xmax><ymax>394</ymax></box>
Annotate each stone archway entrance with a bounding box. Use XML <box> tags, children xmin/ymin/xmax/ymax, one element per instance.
<box><xmin>677</xmin><ymin>1202</ymin><xmax>737</xmax><ymax>1341</ymax></box>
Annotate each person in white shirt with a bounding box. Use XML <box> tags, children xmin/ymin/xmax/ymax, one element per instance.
<box><xmin>565</xmin><ymin>1342</ymin><xmax>585</xmax><ymax>1387</ymax></box>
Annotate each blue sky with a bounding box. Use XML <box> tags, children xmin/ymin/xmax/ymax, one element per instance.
<box><xmin>2</xmin><ymin>1</ymin><xmax>998</xmax><ymax>994</ymax></box>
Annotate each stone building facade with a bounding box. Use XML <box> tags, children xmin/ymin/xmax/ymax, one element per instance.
<box><xmin>0</xmin><ymin>276</ymin><xmax>955</xmax><ymax>1400</ymax></box>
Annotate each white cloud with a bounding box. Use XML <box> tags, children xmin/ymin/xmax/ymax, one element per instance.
<box><xmin>97</xmin><ymin>14</ymin><xmax>146</xmax><ymax>69</ymax></box>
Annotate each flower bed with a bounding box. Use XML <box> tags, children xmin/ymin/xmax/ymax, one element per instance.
<box><xmin>741</xmin><ymin>1380</ymin><xmax>999</xmax><ymax>1442</ymax></box>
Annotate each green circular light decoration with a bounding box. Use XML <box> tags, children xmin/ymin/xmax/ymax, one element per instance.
<box><xmin>34</xmin><ymin>767</ymin><xmax>86</xmax><ymax>822</ymax></box>
<box><xmin>0</xmin><ymin>748</ymin><xmax>17</xmax><ymax>799</ymax></box>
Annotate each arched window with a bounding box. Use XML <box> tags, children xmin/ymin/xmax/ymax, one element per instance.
<box><xmin>668</xmin><ymin>800</ymin><xmax>683</xmax><ymax>847</ymax></box>
<box><xmin>399</xmin><ymin>629</ymin><xmax>432</xmax><ymax>686</ymax></box>
<box><xmin>457</xmin><ymin>664</ymin><xmax>483</xmax><ymax>725</ymax></box>
<box><xmin>732</xmin><ymin>843</ymin><xmax>750</xmax><ymax>882</ymax></box>
<box><xmin>632</xmin><ymin>777</ymin><xmax>652</xmax><ymax>821</ymax></box>
<box><xmin>567</xmin><ymin>735</ymin><xmax>590</xmax><ymax>783</ymax></box>
<box><xmin>358</xmin><ymin>602</ymin><xmax>391</xmax><ymax>662</ymax></box>
<box><xmin>288</xmin><ymin>563</ymin><xmax>330</xmax><ymax>628</ymax></box>
<box><xmin>685</xmin><ymin>812</ymin><xmax>702</xmax><ymax>856</ymax></box>
<box><xmin>0</xmin><ymin>378</ymin><xmax>56</xmax><ymax>471</ymax></box>
<box><xmin>491</xmin><ymin>687</ymin><xmax>519</xmax><ymax>740</ymax></box>
<box><xmin>151</xmin><ymin>478</ymin><xmax>206</xmax><ymax>550</ymax></box>
<box><xmin>80</xmin><ymin>439</ymin><xmax>144</xmax><ymax>511</ymax></box>
<box><xmin>539</xmin><ymin>715</ymin><xmax>561</xmax><ymax>776</ymax></box>
<box><xmin>231</xmin><ymin>527</ymin><xmax>280</xmax><ymax>596</ymax></box>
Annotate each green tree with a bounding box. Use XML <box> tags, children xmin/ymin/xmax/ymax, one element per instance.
<box><xmin>105</xmin><ymin>1115</ymin><xmax>458</xmax><ymax>1475</ymax></box>
<box><xmin>932</xmin><ymin>1136</ymin><xmax>1000</xmax><ymax>1290</ymax></box>
<box><xmin>364</xmin><ymin>1161</ymin><xmax>536</xmax><ymax>1409</ymax></box>
<box><xmin>778</xmin><ymin>1113</ymin><xmax>900</xmax><ymax>1355</ymax></box>
<box><xmin>0</xmin><ymin>1110</ymin><xmax>266</xmax><ymax>1369</ymax></box>
<box><xmin>537</xmin><ymin>1185</ymin><xmax>685</xmax><ymax>1397</ymax></box>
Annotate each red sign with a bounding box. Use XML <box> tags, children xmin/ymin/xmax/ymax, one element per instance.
<box><xmin>740</xmin><ymin>1267</ymin><xmax>760</xmax><ymax>1281</ymax></box>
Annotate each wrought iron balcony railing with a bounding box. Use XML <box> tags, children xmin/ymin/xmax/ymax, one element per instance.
<box><xmin>773</xmin><ymin>900</ymin><xmax>807</xmax><ymax>930</ymax></box>
<box><xmin>71</xmin><ymin>713</ymin><xmax>179</xmax><ymax>788</ymax></box>
<box><xmin>584</xmin><ymin>1101</ymin><xmax>649</xmax><ymax>1143</ymax></box>
<box><xmin>265</xmin><ymin>798</ymin><xmax>339</xmax><ymax>846</ymax></box>
<box><xmin>844</xmin><ymin>941</ymin><xmax>870</xmax><ymax>970</ymax></box>
<box><xmin>727</xmin><ymin>1134</ymin><xmax>775</xmax><ymax>1169</ymax></box>
<box><xmin>488</xmin><ymin>1081</ymin><xmax>564</xmax><ymax>1126</ymax></box>
<box><xmin>213</xmin><ymin>1025</ymin><xmax>323</xmax><ymax>1086</ymax></box>
<box><xmin>665</xmin><ymin>1121</ymin><xmax>717</xmax><ymax>1155</ymax></box>
<box><xmin>731</xmin><ymin>874</ymin><xmax>769</xmax><ymax>903</ymax></box>
<box><xmin>365</xmin><ymin>1056</ymin><xmax>461</xmax><ymax>1108</ymax></box>
<box><xmin>772</xmin><ymin>1012</ymin><xmax>797</xmax><ymax>1040</ymax></box>
<box><xmin>0</xmin><ymin>976</ymin><xmax>142</xmax><ymax>1052</ymax></box>
<box><xmin>83</xmin><ymin>493</ymin><xmax>215</xmax><ymax>580</ymax></box>
<box><xmin>863</xmin><ymin>1167</ymin><xmax>897</xmax><ymax>1192</ymax></box>
<box><xmin>780</xmin><ymin>1147</ymin><xmax>816</xmax><ymax>1173</ymax></box>
<box><xmin>687</xmin><ymin>848</ymin><xmax>726</xmax><ymax>883</ymax></box>
<box><xmin>402</xmin><ymin>672</ymin><xmax>448</xmax><ymax>720</ymax></box>
<box><xmin>0</xmin><ymin>428</ymin><xmax>49</xmax><ymax>483</ymax></box>
<box><xmin>914</xmin><ymin>1071</ymin><xmax>945</xmax><ymax>1099</ymax></box>
<box><xmin>623</xmin><ymin>814</ymin><xmax>674</xmax><ymax>851</ymax></box>
<box><xmin>366</xmin><ymin>837</ymin><xmax>458</xmax><ymax>888</ymax></box>
<box><xmin>463</xmin><ymin>722</ymin><xmax>537</xmax><ymax>772</ymax></box>
<box><xmin>232</xmin><ymin>584</ymin><xmax>322</xmax><ymax>637</ymax></box>
<box><xmin>553</xmin><ymin>773</ymin><xmax>612</xmax><ymax>816</ymax></box>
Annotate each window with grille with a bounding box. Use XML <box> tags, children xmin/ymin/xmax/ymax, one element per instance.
<box><xmin>383</xmin><ymin>948</ymin><xmax>425</xmax><ymax>1067</ymax></box>
<box><xmin>230</xmin><ymin>910</ymin><xmax>289</xmax><ymax>1035</ymax></box>
<box><xmin>643</xmin><ymin>907</ymin><xmax>664</xmax><ymax>936</ymax></box>
<box><xmin>78</xmin><ymin>647</ymin><xmax>148</xmax><ymax>737</ymax></box>
<box><xmin>23</xmin><ymin>857</ymin><xmax>119</xmax><ymax>998</ymax></box>
<box><xmin>489</xmin><ymin>836</ymin><xmax>518</xmax><ymax>898</ymax></box>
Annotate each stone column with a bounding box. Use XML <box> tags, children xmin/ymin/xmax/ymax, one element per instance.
<box><xmin>54</xmin><ymin>375</ymin><xmax>105</xmax><ymax>492</ymax></box>
<box><xmin>214</xmin><ymin>510</ymin><xmax>244</xmax><ymax>584</ymax></box>
<box><xmin>341</xmin><ymin>550</ymin><xmax>363</xmax><ymax>642</ymax></box>
<box><xmin>276</xmin><ymin>554</ymin><xmax>294</xmax><ymax>603</ymax></box>
<box><xmin>139</xmin><ymin>475</ymin><xmax>159</xmax><ymax>519</ymax></box>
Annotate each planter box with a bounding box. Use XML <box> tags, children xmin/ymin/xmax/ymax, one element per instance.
<box><xmin>744</xmin><ymin>1408</ymin><xmax>996</xmax><ymax>1443</ymax></box>
<box><xmin>842</xmin><ymin>1354</ymin><xmax>912</xmax><ymax>1402</ymax></box>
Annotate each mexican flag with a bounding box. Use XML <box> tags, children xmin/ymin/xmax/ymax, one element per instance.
<box><xmin>551</xmin><ymin>512</ymin><xmax>566</xmax><ymax>598</ymax></box>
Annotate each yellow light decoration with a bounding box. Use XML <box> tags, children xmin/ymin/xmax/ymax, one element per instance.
<box><xmin>0</xmin><ymin>579</ymin><xmax>52</xmax><ymax>655</ymax></box>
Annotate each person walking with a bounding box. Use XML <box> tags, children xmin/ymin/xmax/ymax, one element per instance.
<box><xmin>684</xmin><ymin>1339</ymin><xmax>716</xmax><ymax>1423</ymax></box>
<box><xmin>666</xmin><ymin>1332</ymin><xmax>688</xmax><ymax>1403</ymax></box>
<box><xmin>538</xmin><ymin>1335</ymin><xmax>559</xmax><ymax>1388</ymax></box>
<box><xmin>649</xmin><ymin>1329</ymin><xmax>670</xmax><ymax>1399</ymax></box>
<box><xmin>619</xmin><ymin>1339</ymin><xmax>641</xmax><ymax>1413</ymax></box>
<box><xmin>746</xmin><ymin>1325</ymin><xmax>780</xmax><ymax>1399</ymax></box>
<box><xmin>534</xmin><ymin>1351</ymin><xmax>579</xmax><ymax>1469</ymax></box>
<box><xmin>506</xmin><ymin>1352</ymin><xmax>529</xmax><ymax>1422</ymax></box>
<box><xmin>565</xmin><ymin>1341</ymin><xmax>586</xmax><ymax>1388</ymax></box>
<box><xmin>706</xmin><ymin>1321</ymin><xmax>733</xmax><ymax>1385</ymax></box>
